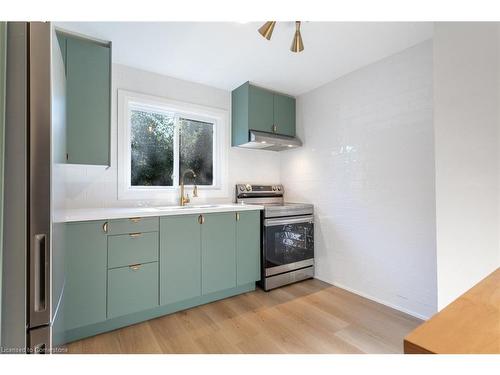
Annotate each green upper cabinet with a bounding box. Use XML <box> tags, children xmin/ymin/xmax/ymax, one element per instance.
<box><xmin>273</xmin><ymin>93</ymin><xmax>296</xmax><ymax>137</ymax></box>
<box><xmin>248</xmin><ymin>84</ymin><xmax>274</xmax><ymax>134</ymax></box>
<box><xmin>56</xmin><ymin>31</ymin><xmax>111</xmax><ymax>166</ymax></box>
<box><xmin>201</xmin><ymin>212</ymin><xmax>237</xmax><ymax>295</ymax></box>
<box><xmin>232</xmin><ymin>81</ymin><xmax>296</xmax><ymax>146</ymax></box>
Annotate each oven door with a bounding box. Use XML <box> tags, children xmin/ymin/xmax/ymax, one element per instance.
<box><xmin>263</xmin><ymin>215</ymin><xmax>314</xmax><ymax>276</ymax></box>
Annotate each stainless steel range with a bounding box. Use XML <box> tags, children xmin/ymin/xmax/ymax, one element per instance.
<box><xmin>235</xmin><ymin>184</ymin><xmax>314</xmax><ymax>291</ymax></box>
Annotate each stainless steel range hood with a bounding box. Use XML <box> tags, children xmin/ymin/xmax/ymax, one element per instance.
<box><xmin>237</xmin><ymin>130</ymin><xmax>302</xmax><ymax>151</ymax></box>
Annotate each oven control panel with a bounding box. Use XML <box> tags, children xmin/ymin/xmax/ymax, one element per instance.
<box><xmin>236</xmin><ymin>184</ymin><xmax>284</xmax><ymax>196</ymax></box>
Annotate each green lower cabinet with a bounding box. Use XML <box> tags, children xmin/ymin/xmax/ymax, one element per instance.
<box><xmin>236</xmin><ymin>211</ymin><xmax>261</xmax><ymax>285</ymax></box>
<box><xmin>63</xmin><ymin>221</ymin><xmax>107</xmax><ymax>331</ymax></box>
<box><xmin>201</xmin><ymin>212</ymin><xmax>237</xmax><ymax>295</ymax></box>
<box><xmin>60</xmin><ymin>210</ymin><xmax>261</xmax><ymax>344</ymax></box>
<box><xmin>160</xmin><ymin>215</ymin><xmax>201</xmax><ymax>305</ymax></box>
<box><xmin>107</xmin><ymin>217</ymin><xmax>159</xmax><ymax>236</ymax></box>
<box><xmin>108</xmin><ymin>231</ymin><xmax>159</xmax><ymax>269</ymax></box>
<box><xmin>107</xmin><ymin>262</ymin><xmax>159</xmax><ymax>318</ymax></box>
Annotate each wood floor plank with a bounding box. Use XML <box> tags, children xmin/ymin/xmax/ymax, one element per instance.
<box><xmin>115</xmin><ymin>321</ymin><xmax>163</xmax><ymax>354</ymax></box>
<box><xmin>66</xmin><ymin>279</ymin><xmax>422</xmax><ymax>354</ymax></box>
<box><xmin>334</xmin><ymin>325</ymin><xmax>399</xmax><ymax>354</ymax></box>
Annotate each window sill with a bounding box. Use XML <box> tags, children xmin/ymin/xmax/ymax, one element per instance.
<box><xmin>118</xmin><ymin>185</ymin><xmax>230</xmax><ymax>201</ymax></box>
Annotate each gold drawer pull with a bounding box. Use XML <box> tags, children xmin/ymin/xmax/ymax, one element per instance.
<box><xmin>129</xmin><ymin>264</ymin><xmax>141</xmax><ymax>271</ymax></box>
<box><xmin>102</xmin><ymin>222</ymin><xmax>108</xmax><ymax>233</ymax></box>
<box><xmin>129</xmin><ymin>217</ymin><xmax>142</xmax><ymax>223</ymax></box>
<box><xmin>198</xmin><ymin>214</ymin><xmax>205</xmax><ymax>224</ymax></box>
<box><xmin>129</xmin><ymin>233</ymin><xmax>142</xmax><ymax>238</ymax></box>
<box><xmin>236</xmin><ymin>212</ymin><xmax>240</xmax><ymax>221</ymax></box>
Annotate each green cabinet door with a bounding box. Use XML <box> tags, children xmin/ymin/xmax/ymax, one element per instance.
<box><xmin>236</xmin><ymin>211</ymin><xmax>261</xmax><ymax>285</ymax></box>
<box><xmin>273</xmin><ymin>94</ymin><xmax>296</xmax><ymax>137</ymax></box>
<box><xmin>160</xmin><ymin>215</ymin><xmax>201</xmax><ymax>305</ymax></box>
<box><xmin>63</xmin><ymin>221</ymin><xmax>107</xmax><ymax>331</ymax></box>
<box><xmin>66</xmin><ymin>36</ymin><xmax>110</xmax><ymax>165</ymax></box>
<box><xmin>201</xmin><ymin>213</ymin><xmax>236</xmax><ymax>294</ymax></box>
<box><xmin>107</xmin><ymin>262</ymin><xmax>159</xmax><ymax>318</ymax></box>
<box><xmin>248</xmin><ymin>83</ymin><xmax>274</xmax><ymax>133</ymax></box>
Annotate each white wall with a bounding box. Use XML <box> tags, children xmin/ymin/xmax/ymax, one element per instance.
<box><xmin>61</xmin><ymin>64</ymin><xmax>280</xmax><ymax>209</ymax></box>
<box><xmin>433</xmin><ymin>23</ymin><xmax>500</xmax><ymax>310</ymax></box>
<box><xmin>280</xmin><ymin>41</ymin><xmax>437</xmax><ymax>319</ymax></box>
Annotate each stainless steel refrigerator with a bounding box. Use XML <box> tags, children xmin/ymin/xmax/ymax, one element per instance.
<box><xmin>1</xmin><ymin>21</ymin><xmax>65</xmax><ymax>354</ymax></box>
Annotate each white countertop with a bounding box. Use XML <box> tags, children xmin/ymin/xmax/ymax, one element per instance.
<box><xmin>54</xmin><ymin>203</ymin><xmax>264</xmax><ymax>223</ymax></box>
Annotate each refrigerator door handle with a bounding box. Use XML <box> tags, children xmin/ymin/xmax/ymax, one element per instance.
<box><xmin>33</xmin><ymin>234</ymin><xmax>48</xmax><ymax>312</ymax></box>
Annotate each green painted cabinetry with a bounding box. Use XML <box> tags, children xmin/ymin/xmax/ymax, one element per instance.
<box><xmin>63</xmin><ymin>221</ymin><xmax>107</xmax><ymax>331</ymax></box>
<box><xmin>236</xmin><ymin>211</ymin><xmax>261</xmax><ymax>285</ymax></box>
<box><xmin>61</xmin><ymin>210</ymin><xmax>261</xmax><ymax>344</ymax></box>
<box><xmin>160</xmin><ymin>211</ymin><xmax>260</xmax><ymax>304</ymax></box>
<box><xmin>160</xmin><ymin>215</ymin><xmax>201</xmax><ymax>305</ymax></box>
<box><xmin>248</xmin><ymin>84</ymin><xmax>274</xmax><ymax>134</ymax></box>
<box><xmin>273</xmin><ymin>93</ymin><xmax>296</xmax><ymax>137</ymax></box>
<box><xmin>56</xmin><ymin>31</ymin><xmax>111</xmax><ymax>166</ymax></box>
<box><xmin>107</xmin><ymin>262</ymin><xmax>159</xmax><ymax>318</ymax></box>
<box><xmin>108</xmin><ymin>232</ymin><xmax>159</xmax><ymax>269</ymax></box>
<box><xmin>107</xmin><ymin>216</ymin><xmax>159</xmax><ymax>236</ymax></box>
<box><xmin>232</xmin><ymin>81</ymin><xmax>296</xmax><ymax>146</ymax></box>
<box><xmin>201</xmin><ymin>213</ymin><xmax>237</xmax><ymax>294</ymax></box>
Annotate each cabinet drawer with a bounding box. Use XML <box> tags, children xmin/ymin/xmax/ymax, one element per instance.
<box><xmin>108</xmin><ymin>232</ymin><xmax>159</xmax><ymax>269</ymax></box>
<box><xmin>107</xmin><ymin>217</ymin><xmax>159</xmax><ymax>235</ymax></box>
<box><xmin>107</xmin><ymin>262</ymin><xmax>159</xmax><ymax>318</ymax></box>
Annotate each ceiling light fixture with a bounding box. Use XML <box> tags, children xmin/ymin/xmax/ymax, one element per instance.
<box><xmin>258</xmin><ymin>21</ymin><xmax>276</xmax><ymax>40</ymax></box>
<box><xmin>258</xmin><ymin>21</ymin><xmax>305</xmax><ymax>53</ymax></box>
<box><xmin>290</xmin><ymin>21</ymin><xmax>304</xmax><ymax>53</ymax></box>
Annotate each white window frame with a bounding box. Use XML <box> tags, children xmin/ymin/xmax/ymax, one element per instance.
<box><xmin>118</xmin><ymin>90</ymin><xmax>229</xmax><ymax>201</ymax></box>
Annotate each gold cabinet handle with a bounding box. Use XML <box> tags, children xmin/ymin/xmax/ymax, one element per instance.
<box><xmin>198</xmin><ymin>214</ymin><xmax>204</xmax><ymax>224</ymax></box>
<box><xmin>129</xmin><ymin>264</ymin><xmax>141</xmax><ymax>271</ymax></box>
<box><xmin>236</xmin><ymin>212</ymin><xmax>240</xmax><ymax>221</ymax></box>
<box><xmin>102</xmin><ymin>222</ymin><xmax>108</xmax><ymax>233</ymax></box>
<box><xmin>272</xmin><ymin>124</ymin><xmax>277</xmax><ymax>133</ymax></box>
<box><xmin>129</xmin><ymin>217</ymin><xmax>141</xmax><ymax>223</ymax></box>
<box><xmin>129</xmin><ymin>233</ymin><xmax>142</xmax><ymax>238</ymax></box>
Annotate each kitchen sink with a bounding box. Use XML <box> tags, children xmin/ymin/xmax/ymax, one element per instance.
<box><xmin>151</xmin><ymin>204</ymin><xmax>222</xmax><ymax>211</ymax></box>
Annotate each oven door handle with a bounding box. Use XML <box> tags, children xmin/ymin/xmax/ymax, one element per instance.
<box><xmin>264</xmin><ymin>215</ymin><xmax>314</xmax><ymax>227</ymax></box>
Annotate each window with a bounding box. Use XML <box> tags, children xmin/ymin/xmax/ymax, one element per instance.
<box><xmin>178</xmin><ymin>117</ymin><xmax>214</xmax><ymax>186</ymax></box>
<box><xmin>130</xmin><ymin>109</ymin><xmax>175</xmax><ymax>186</ymax></box>
<box><xmin>118</xmin><ymin>90</ymin><xmax>228</xmax><ymax>200</ymax></box>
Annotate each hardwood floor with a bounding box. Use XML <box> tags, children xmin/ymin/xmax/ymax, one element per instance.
<box><xmin>66</xmin><ymin>279</ymin><xmax>422</xmax><ymax>354</ymax></box>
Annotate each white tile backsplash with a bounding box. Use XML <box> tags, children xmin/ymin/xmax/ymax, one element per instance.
<box><xmin>280</xmin><ymin>40</ymin><xmax>437</xmax><ymax>319</ymax></box>
<box><xmin>60</xmin><ymin>64</ymin><xmax>281</xmax><ymax>209</ymax></box>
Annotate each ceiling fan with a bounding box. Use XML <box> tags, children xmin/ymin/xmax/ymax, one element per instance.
<box><xmin>258</xmin><ymin>21</ymin><xmax>304</xmax><ymax>53</ymax></box>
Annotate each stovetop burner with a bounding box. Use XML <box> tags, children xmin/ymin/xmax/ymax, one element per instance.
<box><xmin>235</xmin><ymin>184</ymin><xmax>313</xmax><ymax>218</ymax></box>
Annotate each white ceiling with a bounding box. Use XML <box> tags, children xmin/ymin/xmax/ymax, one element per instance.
<box><xmin>55</xmin><ymin>22</ymin><xmax>433</xmax><ymax>96</ymax></box>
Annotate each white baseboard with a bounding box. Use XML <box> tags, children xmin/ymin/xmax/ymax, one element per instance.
<box><xmin>313</xmin><ymin>276</ymin><xmax>432</xmax><ymax>321</ymax></box>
